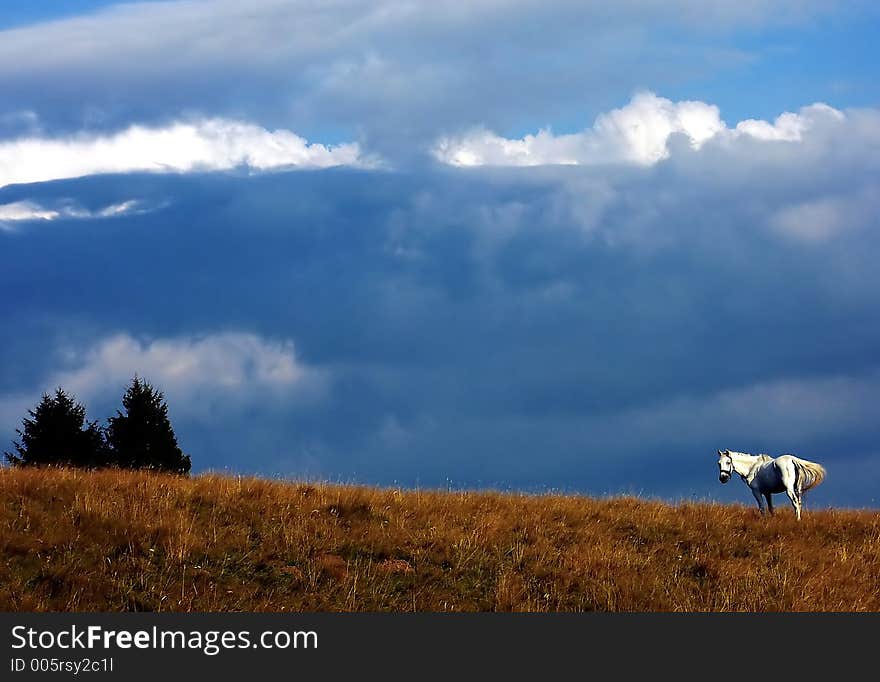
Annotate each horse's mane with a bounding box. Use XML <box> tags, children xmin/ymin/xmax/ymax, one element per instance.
<box><xmin>727</xmin><ymin>450</ymin><xmax>767</xmax><ymax>462</ymax></box>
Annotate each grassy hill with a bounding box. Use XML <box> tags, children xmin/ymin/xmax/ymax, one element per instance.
<box><xmin>1</xmin><ymin>467</ymin><xmax>878</xmax><ymax>611</ymax></box>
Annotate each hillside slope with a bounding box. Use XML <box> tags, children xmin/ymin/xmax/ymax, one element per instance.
<box><xmin>1</xmin><ymin>467</ymin><xmax>878</xmax><ymax>611</ymax></box>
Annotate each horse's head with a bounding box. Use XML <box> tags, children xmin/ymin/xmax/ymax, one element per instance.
<box><xmin>717</xmin><ymin>449</ymin><xmax>732</xmax><ymax>483</ymax></box>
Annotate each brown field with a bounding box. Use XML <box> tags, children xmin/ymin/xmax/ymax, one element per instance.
<box><xmin>1</xmin><ymin>467</ymin><xmax>878</xmax><ymax>612</ymax></box>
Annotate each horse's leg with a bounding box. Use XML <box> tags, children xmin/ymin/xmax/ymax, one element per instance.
<box><xmin>779</xmin><ymin>460</ymin><xmax>802</xmax><ymax>521</ymax></box>
<box><xmin>794</xmin><ymin>468</ymin><xmax>805</xmax><ymax>520</ymax></box>
<box><xmin>785</xmin><ymin>487</ymin><xmax>801</xmax><ymax>521</ymax></box>
<box><xmin>751</xmin><ymin>488</ymin><xmax>765</xmax><ymax>515</ymax></box>
<box><xmin>764</xmin><ymin>493</ymin><xmax>774</xmax><ymax>515</ymax></box>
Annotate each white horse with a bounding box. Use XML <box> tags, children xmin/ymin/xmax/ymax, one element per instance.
<box><xmin>716</xmin><ymin>449</ymin><xmax>826</xmax><ymax>520</ymax></box>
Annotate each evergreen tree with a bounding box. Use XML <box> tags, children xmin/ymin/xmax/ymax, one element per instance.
<box><xmin>106</xmin><ymin>377</ymin><xmax>191</xmax><ymax>474</ymax></box>
<box><xmin>5</xmin><ymin>389</ymin><xmax>108</xmax><ymax>468</ymax></box>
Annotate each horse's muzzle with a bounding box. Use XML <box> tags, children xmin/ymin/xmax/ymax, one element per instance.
<box><xmin>719</xmin><ymin>473</ymin><xmax>730</xmax><ymax>483</ymax></box>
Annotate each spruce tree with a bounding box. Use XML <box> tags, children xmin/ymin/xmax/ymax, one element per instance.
<box><xmin>5</xmin><ymin>389</ymin><xmax>108</xmax><ymax>468</ymax></box>
<box><xmin>106</xmin><ymin>377</ymin><xmax>191</xmax><ymax>474</ymax></box>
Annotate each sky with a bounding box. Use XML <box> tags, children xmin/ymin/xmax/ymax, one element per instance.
<box><xmin>1</xmin><ymin>1</ymin><xmax>879</xmax><ymax>507</ymax></box>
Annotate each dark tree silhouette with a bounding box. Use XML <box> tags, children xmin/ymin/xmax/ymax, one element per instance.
<box><xmin>5</xmin><ymin>389</ymin><xmax>108</xmax><ymax>468</ymax></box>
<box><xmin>106</xmin><ymin>377</ymin><xmax>191</xmax><ymax>474</ymax></box>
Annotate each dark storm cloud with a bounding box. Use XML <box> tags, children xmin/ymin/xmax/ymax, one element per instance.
<box><xmin>2</xmin><ymin>109</ymin><xmax>879</xmax><ymax>506</ymax></box>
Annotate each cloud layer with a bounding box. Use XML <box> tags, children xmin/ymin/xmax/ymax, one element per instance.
<box><xmin>0</xmin><ymin>0</ymin><xmax>860</xmax><ymax>157</ymax></box>
<box><xmin>55</xmin><ymin>332</ymin><xmax>314</xmax><ymax>399</ymax></box>
<box><xmin>0</xmin><ymin>118</ymin><xmax>368</xmax><ymax>188</ymax></box>
<box><xmin>433</xmin><ymin>93</ymin><xmax>848</xmax><ymax>166</ymax></box>
<box><xmin>0</xmin><ymin>332</ymin><xmax>325</xmax><ymax>432</ymax></box>
<box><xmin>1</xmin><ymin>127</ymin><xmax>878</xmax><ymax>500</ymax></box>
<box><xmin>0</xmin><ymin>198</ymin><xmax>151</xmax><ymax>229</ymax></box>
<box><xmin>2</xmin><ymin>93</ymin><xmax>873</xmax><ymax>192</ymax></box>
<box><xmin>0</xmin><ymin>200</ymin><xmax>59</xmax><ymax>223</ymax></box>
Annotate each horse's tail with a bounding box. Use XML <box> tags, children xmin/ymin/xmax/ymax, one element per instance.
<box><xmin>793</xmin><ymin>457</ymin><xmax>826</xmax><ymax>491</ymax></box>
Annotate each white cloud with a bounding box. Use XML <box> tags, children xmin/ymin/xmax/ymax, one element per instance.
<box><xmin>433</xmin><ymin>93</ymin><xmax>846</xmax><ymax>167</ymax></box>
<box><xmin>0</xmin><ymin>200</ymin><xmax>59</xmax><ymax>223</ymax></box>
<box><xmin>0</xmin><ymin>118</ymin><xmax>371</xmax><ymax>188</ymax></box>
<box><xmin>0</xmin><ymin>198</ymin><xmax>153</xmax><ymax>230</ymax></box>
<box><xmin>57</xmin><ymin>332</ymin><xmax>323</xmax><ymax>402</ymax></box>
<box><xmin>591</xmin><ymin>93</ymin><xmax>725</xmax><ymax>163</ymax></box>
<box><xmin>734</xmin><ymin>103</ymin><xmax>844</xmax><ymax>141</ymax></box>
<box><xmin>0</xmin><ymin>332</ymin><xmax>327</xmax><ymax>428</ymax></box>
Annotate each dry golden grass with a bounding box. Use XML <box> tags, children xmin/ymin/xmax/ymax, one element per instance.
<box><xmin>1</xmin><ymin>467</ymin><xmax>878</xmax><ymax>612</ymax></box>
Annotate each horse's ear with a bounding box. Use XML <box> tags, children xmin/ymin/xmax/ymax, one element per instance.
<box><xmin>717</xmin><ymin>449</ymin><xmax>723</xmax><ymax>456</ymax></box>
